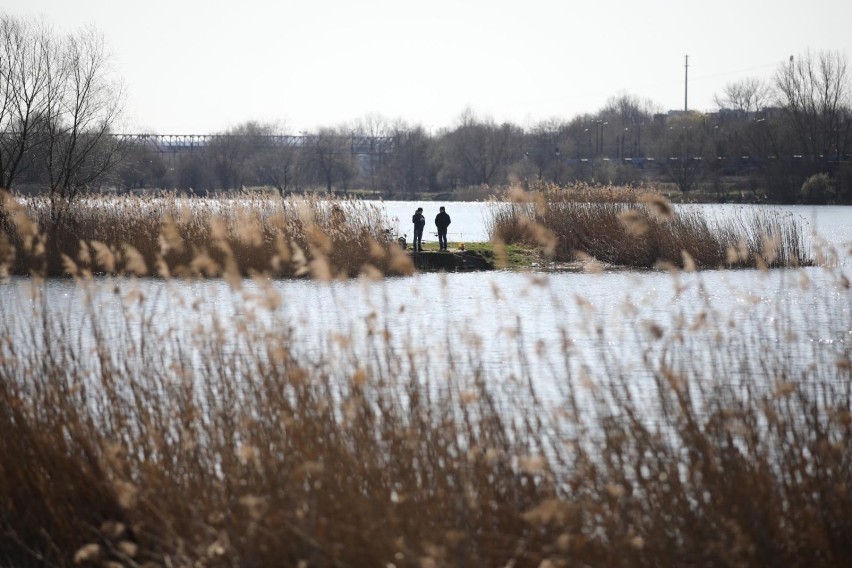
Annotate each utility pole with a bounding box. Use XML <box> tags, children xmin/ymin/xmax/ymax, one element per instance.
<box><xmin>684</xmin><ymin>54</ymin><xmax>689</xmax><ymax>113</ymax></box>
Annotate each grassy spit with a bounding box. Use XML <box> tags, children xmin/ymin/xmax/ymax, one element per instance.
<box><xmin>486</xmin><ymin>183</ymin><xmax>811</xmax><ymax>270</ymax></box>
<box><xmin>2</xmin><ymin>185</ymin><xmax>814</xmax><ymax>279</ymax></box>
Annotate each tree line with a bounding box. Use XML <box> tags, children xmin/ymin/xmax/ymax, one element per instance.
<box><xmin>2</xmin><ymin>13</ymin><xmax>851</xmax><ymax>204</ymax></box>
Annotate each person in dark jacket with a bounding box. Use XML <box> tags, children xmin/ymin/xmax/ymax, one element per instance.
<box><xmin>435</xmin><ymin>206</ymin><xmax>451</xmax><ymax>251</ymax></box>
<box><xmin>412</xmin><ymin>207</ymin><xmax>426</xmax><ymax>251</ymax></box>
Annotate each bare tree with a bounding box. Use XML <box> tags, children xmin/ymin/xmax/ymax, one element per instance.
<box><xmin>714</xmin><ymin>77</ymin><xmax>773</xmax><ymax>114</ymax></box>
<box><xmin>0</xmin><ymin>14</ymin><xmax>51</xmax><ymax>190</ymax></box>
<box><xmin>2</xmin><ymin>16</ymin><xmax>124</xmax><ymax>208</ymax></box>
<box><xmin>304</xmin><ymin>127</ymin><xmax>354</xmax><ymax>192</ymax></box>
<box><xmin>598</xmin><ymin>93</ymin><xmax>659</xmax><ymax>163</ymax></box>
<box><xmin>775</xmin><ymin>50</ymin><xmax>851</xmax><ymax>159</ymax></box>
<box><xmin>601</xmin><ymin>92</ymin><xmax>659</xmax><ymax>124</ymax></box>
<box><xmin>244</xmin><ymin>121</ymin><xmax>302</xmax><ymax>195</ymax></box>
<box><xmin>207</xmin><ymin>121</ymin><xmax>267</xmax><ymax>190</ymax></box>
<box><xmin>37</xmin><ymin>24</ymin><xmax>125</xmax><ymax>229</ymax></box>
<box><xmin>527</xmin><ymin>119</ymin><xmax>569</xmax><ymax>183</ymax></box>
<box><xmin>256</xmin><ymin>140</ymin><xmax>302</xmax><ymax>196</ymax></box>
<box><xmin>351</xmin><ymin>113</ymin><xmax>390</xmax><ymax>190</ymax></box>
<box><xmin>116</xmin><ymin>140</ymin><xmax>170</xmax><ymax>189</ymax></box>
<box><xmin>445</xmin><ymin>109</ymin><xmax>518</xmax><ymax>186</ymax></box>
<box><xmin>383</xmin><ymin>120</ymin><xmax>436</xmax><ymax>194</ymax></box>
<box><xmin>663</xmin><ymin>113</ymin><xmax>709</xmax><ymax>194</ymax></box>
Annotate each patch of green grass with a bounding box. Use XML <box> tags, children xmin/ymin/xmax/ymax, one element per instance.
<box><xmin>411</xmin><ymin>241</ymin><xmax>442</xmax><ymax>252</ymax></box>
<box><xmin>459</xmin><ymin>241</ymin><xmax>542</xmax><ymax>269</ymax></box>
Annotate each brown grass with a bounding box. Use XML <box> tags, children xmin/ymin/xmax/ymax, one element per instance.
<box><xmin>0</xmin><ymin>191</ymin><xmax>413</xmax><ymax>279</ymax></box>
<box><xmin>0</xmin><ymin>254</ymin><xmax>850</xmax><ymax>566</ymax></box>
<box><xmin>486</xmin><ymin>182</ymin><xmax>811</xmax><ymax>269</ymax></box>
<box><xmin>0</xmin><ymin>188</ymin><xmax>848</xmax><ymax>566</ymax></box>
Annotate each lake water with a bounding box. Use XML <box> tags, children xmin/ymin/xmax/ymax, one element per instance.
<box><xmin>1</xmin><ymin>203</ymin><xmax>849</xmax><ymax>410</ymax></box>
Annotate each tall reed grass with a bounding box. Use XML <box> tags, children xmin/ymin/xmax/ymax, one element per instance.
<box><xmin>0</xmin><ymin>187</ymin><xmax>846</xmax><ymax>566</ymax></box>
<box><xmin>486</xmin><ymin>183</ymin><xmax>811</xmax><ymax>269</ymax></box>
<box><xmin>0</xmin><ymin>191</ymin><xmax>413</xmax><ymax>279</ymax></box>
<box><xmin>0</xmin><ymin>254</ymin><xmax>849</xmax><ymax>567</ymax></box>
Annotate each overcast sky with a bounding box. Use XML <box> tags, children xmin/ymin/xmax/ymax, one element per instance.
<box><xmin>7</xmin><ymin>0</ymin><xmax>852</xmax><ymax>134</ymax></box>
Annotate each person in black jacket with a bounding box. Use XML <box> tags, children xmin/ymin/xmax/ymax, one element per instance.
<box><xmin>435</xmin><ymin>206</ymin><xmax>451</xmax><ymax>251</ymax></box>
<box><xmin>412</xmin><ymin>207</ymin><xmax>426</xmax><ymax>251</ymax></box>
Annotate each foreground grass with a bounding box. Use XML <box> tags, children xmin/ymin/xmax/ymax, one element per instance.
<box><xmin>0</xmin><ymin>253</ymin><xmax>850</xmax><ymax>566</ymax></box>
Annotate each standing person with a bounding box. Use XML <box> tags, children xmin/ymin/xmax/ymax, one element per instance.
<box><xmin>412</xmin><ymin>207</ymin><xmax>426</xmax><ymax>251</ymax></box>
<box><xmin>435</xmin><ymin>206</ymin><xmax>451</xmax><ymax>251</ymax></box>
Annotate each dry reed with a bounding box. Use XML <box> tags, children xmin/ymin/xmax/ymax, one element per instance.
<box><xmin>0</xmin><ymin>253</ymin><xmax>849</xmax><ymax>567</ymax></box>
<box><xmin>486</xmin><ymin>182</ymin><xmax>811</xmax><ymax>269</ymax></box>
<box><xmin>0</xmin><ymin>191</ymin><xmax>412</xmax><ymax>279</ymax></box>
<box><xmin>0</xmin><ymin>188</ymin><xmax>848</xmax><ymax>567</ymax></box>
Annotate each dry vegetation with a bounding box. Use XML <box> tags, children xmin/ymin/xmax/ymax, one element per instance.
<box><xmin>1</xmin><ymin>185</ymin><xmax>813</xmax><ymax>280</ymax></box>
<box><xmin>486</xmin><ymin>182</ymin><xmax>811</xmax><ymax>269</ymax></box>
<box><xmin>0</xmin><ymin>192</ymin><xmax>413</xmax><ymax>279</ymax></box>
<box><xmin>0</xmin><ymin>188</ymin><xmax>849</xmax><ymax>567</ymax></box>
<box><xmin>0</xmin><ymin>258</ymin><xmax>849</xmax><ymax>567</ymax></box>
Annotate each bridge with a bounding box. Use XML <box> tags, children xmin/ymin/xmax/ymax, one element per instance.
<box><xmin>114</xmin><ymin>134</ymin><xmax>395</xmax><ymax>155</ymax></box>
